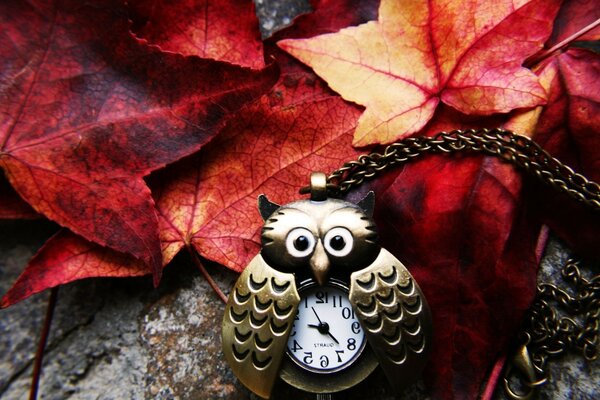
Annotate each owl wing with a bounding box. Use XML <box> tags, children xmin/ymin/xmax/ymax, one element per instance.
<box><xmin>222</xmin><ymin>254</ymin><xmax>300</xmax><ymax>399</ymax></box>
<box><xmin>349</xmin><ymin>248</ymin><xmax>432</xmax><ymax>393</ymax></box>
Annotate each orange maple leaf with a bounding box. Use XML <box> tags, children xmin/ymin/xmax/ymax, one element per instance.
<box><xmin>279</xmin><ymin>0</ymin><xmax>561</xmax><ymax>146</ymax></box>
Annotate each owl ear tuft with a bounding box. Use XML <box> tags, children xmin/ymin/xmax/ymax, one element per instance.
<box><xmin>357</xmin><ymin>191</ymin><xmax>375</xmax><ymax>217</ymax></box>
<box><xmin>258</xmin><ymin>195</ymin><xmax>280</xmax><ymax>221</ymax></box>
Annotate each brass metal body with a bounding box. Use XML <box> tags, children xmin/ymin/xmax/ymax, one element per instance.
<box><xmin>222</xmin><ymin>172</ymin><xmax>433</xmax><ymax>398</ymax></box>
<box><xmin>260</xmin><ymin>195</ymin><xmax>380</xmax><ymax>281</ymax></box>
<box><xmin>349</xmin><ymin>248</ymin><xmax>432</xmax><ymax>393</ymax></box>
<box><xmin>222</xmin><ymin>254</ymin><xmax>300</xmax><ymax>399</ymax></box>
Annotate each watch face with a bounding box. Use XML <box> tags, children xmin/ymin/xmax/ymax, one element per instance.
<box><xmin>286</xmin><ymin>280</ymin><xmax>366</xmax><ymax>373</ymax></box>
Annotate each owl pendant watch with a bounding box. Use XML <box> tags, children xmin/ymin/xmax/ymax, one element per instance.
<box><xmin>222</xmin><ymin>172</ymin><xmax>433</xmax><ymax>398</ymax></box>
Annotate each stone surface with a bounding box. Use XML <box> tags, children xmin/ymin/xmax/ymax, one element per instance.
<box><xmin>527</xmin><ymin>240</ymin><xmax>599</xmax><ymax>400</ymax></box>
<box><xmin>254</xmin><ymin>0</ymin><xmax>311</xmax><ymax>38</ymax></box>
<box><xmin>0</xmin><ymin>220</ymin><xmax>57</xmax><ymax>397</ymax></box>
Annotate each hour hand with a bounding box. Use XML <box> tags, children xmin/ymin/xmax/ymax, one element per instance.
<box><xmin>307</xmin><ymin>323</ymin><xmax>340</xmax><ymax>344</ymax></box>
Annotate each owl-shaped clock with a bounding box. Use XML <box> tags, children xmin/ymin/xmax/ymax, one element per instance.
<box><xmin>222</xmin><ymin>173</ymin><xmax>432</xmax><ymax>398</ymax></box>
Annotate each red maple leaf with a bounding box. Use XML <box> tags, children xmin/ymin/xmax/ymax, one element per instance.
<box><xmin>151</xmin><ymin>54</ymin><xmax>364</xmax><ymax>271</ymax></box>
<box><xmin>547</xmin><ymin>0</ymin><xmax>600</xmax><ymax>45</ymax></box>
<box><xmin>525</xmin><ymin>48</ymin><xmax>600</xmax><ymax>257</ymax></box>
<box><xmin>0</xmin><ymin>0</ymin><xmax>277</xmax><ymax>282</ymax></box>
<box><xmin>127</xmin><ymin>0</ymin><xmax>265</xmax><ymax>69</ymax></box>
<box><xmin>0</xmin><ymin>230</ymin><xmax>146</xmax><ymax>308</ymax></box>
<box><xmin>0</xmin><ymin>46</ymin><xmax>365</xmax><ymax>303</ymax></box>
<box><xmin>0</xmin><ymin>1</ymin><xmax>379</xmax><ymax>308</ymax></box>
<box><xmin>373</xmin><ymin>157</ymin><xmax>543</xmax><ymax>399</ymax></box>
<box><xmin>0</xmin><ymin>172</ymin><xmax>38</xmax><ymax>219</ymax></box>
<box><xmin>350</xmin><ymin>105</ymin><xmax>545</xmax><ymax>399</ymax></box>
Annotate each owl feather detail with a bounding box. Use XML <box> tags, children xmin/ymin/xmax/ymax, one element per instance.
<box><xmin>350</xmin><ymin>249</ymin><xmax>432</xmax><ymax>393</ymax></box>
<box><xmin>222</xmin><ymin>191</ymin><xmax>431</xmax><ymax>398</ymax></box>
<box><xmin>222</xmin><ymin>255</ymin><xmax>300</xmax><ymax>399</ymax></box>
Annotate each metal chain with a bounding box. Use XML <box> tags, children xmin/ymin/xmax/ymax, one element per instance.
<box><xmin>503</xmin><ymin>259</ymin><xmax>599</xmax><ymax>400</ymax></box>
<box><xmin>318</xmin><ymin>128</ymin><xmax>600</xmax><ymax>398</ymax></box>
<box><xmin>325</xmin><ymin>128</ymin><xmax>600</xmax><ymax>210</ymax></box>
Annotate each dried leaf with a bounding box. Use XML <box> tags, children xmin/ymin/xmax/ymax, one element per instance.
<box><xmin>548</xmin><ymin>0</ymin><xmax>600</xmax><ymax>45</ymax></box>
<box><xmin>151</xmin><ymin>51</ymin><xmax>364</xmax><ymax>271</ymax></box>
<box><xmin>528</xmin><ymin>49</ymin><xmax>600</xmax><ymax>256</ymax></box>
<box><xmin>367</xmin><ymin>129</ymin><xmax>543</xmax><ymax>399</ymax></box>
<box><xmin>1</xmin><ymin>230</ymin><xmax>147</xmax><ymax>308</ymax></box>
<box><xmin>279</xmin><ymin>0</ymin><xmax>561</xmax><ymax>146</ymax></box>
<box><xmin>128</xmin><ymin>0</ymin><xmax>265</xmax><ymax>69</ymax></box>
<box><xmin>0</xmin><ymin>0</ymin><xmax>277</xmax><ymax>282</ymax></box>
<box><xmin>0</xmin><ymin>172</ymin><xmax>38</xmax><ymax>219</ymax></box>
<box><xmin>2</xmin><ymin>2</ymin><xmax>591</xmax><ymax>399</ymax></box>
<box><xmin>0</xmin><ymin>0</ymin><xmax>376</xmax><ymax>308</ymax></box>
<box><xmin>535</xmin><ymin>50</ymin><xmax>600</xmax><ymax>180</ymax></box>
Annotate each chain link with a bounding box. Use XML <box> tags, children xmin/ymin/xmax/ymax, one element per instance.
<box><xmin>326</xmin><ymin>128</ymin><xmax>600</xmax><ymax>210</ymax></box>
<box><xmin>319</xmin><ymin>128</ymin><xmax>599</xmax><ymax>398</ymax></box>
<box><xmin>503</xmin><ymin>259</ymin><xmax>599</xmax><ymax>399</ymax></box>
<box><xmin>530</xmin><ymin>260</ymin><xmax>600</xmax><ymax>367</ymax></box>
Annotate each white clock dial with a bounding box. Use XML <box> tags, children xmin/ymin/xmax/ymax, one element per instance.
<box><xmin>286</xmin><ymin>281</ymin><xmax>366</xmax><ymax>373</ymax></box>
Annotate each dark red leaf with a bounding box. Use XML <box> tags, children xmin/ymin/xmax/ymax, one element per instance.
<box><xmin>548</xmin><ymin>0</ymin><xmax>600</xmax><ymax>45</ymax></box>
<box><xmin>150</xmin><ymin>48</ymin><xmax>364</xmax><ymax>271</ymax></box>
<box><xmin>0</xmin><ymin>172</ymin><xmax>38</xmax><ymax>219</ymax></box>
<box><xmin>0</xmin><ymin>0</ymin><xmax>277</xmax><ymax>282</ymax></box>
<box><xmin>128</xmin><ymin>0</ymin><xmax>265</xmax><ymax>69</ymax></box>
<box><xmin>1</xmin><ymin>230</ymin><xmax>147</xmax><ymax>308</ymax></box>
<box><xmin>369</xmin><ymin>152</ymin><xmax>542</xmax><ymax>400</ymax></box>
<box><xmin>0</xmin><ymin>0</ymin><xmax>377</xmax><ymax>309</ymax></box>
<box><xmin>529</xmin><ymin>49</ymin><xmax>600</xmax><ymax>257</ymax></box>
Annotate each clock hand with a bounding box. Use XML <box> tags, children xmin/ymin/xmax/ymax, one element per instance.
<box><xmin>309</xmin><ymin>325</ymin><xmax>339</xmax><ymax>344</ymax></box>
<box><xmin>307</xmin><ymin>320</ymin><xmax>340</xmax><ymax>345</ymax></box>
<box><xmin>326</xmin><ymin>331</ymin><xmax>340</xmax><ymax>344</ymax></box>
<box><xmin>311</xmin><ymin>307</ymin><xmax>324</xmax><ymax>324</ymax></box>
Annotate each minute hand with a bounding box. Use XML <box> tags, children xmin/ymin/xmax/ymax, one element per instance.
<box><xmin>326</xmin><ymin>330</ymin><xmax>340</xmax><ymax>344</ymax></box>
<box><xmin>307</xmin><ymin>323</ymin><xmax>340</xmax><ymax>344</ymax></box>
<box><xmin>311</xmin><ymin>307</ymin><xmax>324</xmax><ymax>324</ymax></box>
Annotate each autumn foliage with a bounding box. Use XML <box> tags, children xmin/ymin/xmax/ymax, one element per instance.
<box><xmin>1</xmin><ymin>0</ymin><xmax>598</xmax><ymax>398</ymax></box>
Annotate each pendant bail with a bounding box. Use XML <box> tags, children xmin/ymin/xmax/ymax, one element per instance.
<box><xmin>310</xmin><ymin>172</ymin><xmax>328</xmax><ymax>201</ymax></box>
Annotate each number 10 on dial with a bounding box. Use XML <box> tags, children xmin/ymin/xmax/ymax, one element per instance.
<box><xmin>286</xmin><ymin>281</ymin><xmax>366</xmax><ymax>373</ymax></box>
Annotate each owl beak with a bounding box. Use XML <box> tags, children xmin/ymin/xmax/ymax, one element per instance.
<box><xmin>310</xmin><ymin>240</ymin><xmax>330</xmax><ymax>286</ymax></box>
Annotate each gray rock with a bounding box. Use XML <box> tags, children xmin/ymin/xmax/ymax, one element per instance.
<box><xmin>254</xmin><ymin>0</ymin><xmax>311</xmax><ymax>38</ymax></box>
<box><xmin>0</xmin><ymin>220</ymin><xmax>58</xmax><ymax>397</ymax></box>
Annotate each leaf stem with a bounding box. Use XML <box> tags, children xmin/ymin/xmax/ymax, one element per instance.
<box><xmin>480</xmin><ymin>353</ymin><xmax>507</xmax><ymax>400</ymax></box>
<box><xmin>29</xmin><ymin>287</ymin><xmax>59</xmax><ymax>400</ymax></box>
<box><xmin>188</xmin><ymin>247</ymin><xmax>228</xmax><ymax>304</ymax></box>
<box><xmin>525</xmin><ymin>18</ymin><xmax>600</xmax><ymax>68</ymax></box>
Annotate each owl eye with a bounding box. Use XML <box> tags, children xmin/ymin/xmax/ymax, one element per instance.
<box><xmin>324</xmin><ymin>227</ymin><xmax>353</xmax><ymax>257</ymax></box>
<box><xmin>286</xmin><ymin>228</ymin><xmax>316</xmax><ymax>257</ymax></box>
